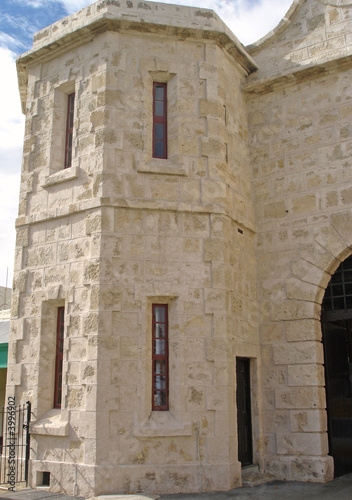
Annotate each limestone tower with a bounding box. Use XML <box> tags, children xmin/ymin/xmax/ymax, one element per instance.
<box><xmin>12</xmin><ymin>1</ymin><xmax>258</xmax><ymax>495</ymax></box>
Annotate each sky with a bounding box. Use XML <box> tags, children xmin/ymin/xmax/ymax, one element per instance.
<box><xmin>0</xmin><ymin>0</ymin><xmax>293</xmax><ymax>288</ymax></box>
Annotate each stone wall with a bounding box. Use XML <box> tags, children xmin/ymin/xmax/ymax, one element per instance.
<box><xmin>246</xmin><ymin>0</ymin><xmax>352</xmax><ymax>481</ymax></box>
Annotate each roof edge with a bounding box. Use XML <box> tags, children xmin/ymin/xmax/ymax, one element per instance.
<box><xmin>16</xmin><ymin>1</ymin><xmax>257</xmax><ymax>113</ymax></box>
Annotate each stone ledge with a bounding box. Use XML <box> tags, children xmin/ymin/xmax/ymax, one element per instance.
<box><xmin>30</xmin><ymin>409</ymin><xmax>69</xmax><ymax>437</ymax></box>
<box><xmin>41</xmin><ymin>166</ymin><xmax>79</xmax><ymax>188</ymax></box>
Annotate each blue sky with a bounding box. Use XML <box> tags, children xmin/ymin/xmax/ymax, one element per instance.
<box><xmin>0</xmin><ymin>0</ymin><xmax>293</xmax><ymax>287</ymax></box>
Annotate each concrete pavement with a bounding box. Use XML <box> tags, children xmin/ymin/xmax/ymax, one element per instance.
<box><xmin>0</xmin><ymin>474</ymin><xmax>352</xmax><ymax>500</ymax></box>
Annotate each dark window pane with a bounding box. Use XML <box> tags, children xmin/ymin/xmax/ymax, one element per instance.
<box><xmin>155</xmin><ymin>375</ymin><xmax>166</xmax><ymax>389</ymax></box>
<box><xmin>154</xmin><ymin>360</ymin><xmax>165</xmax><ymax>374</ymax></box>
<box><xmin>332</xmin><ymin>284</ymin><xmax>344</xmax><ymax>296</ymax></box>
<box><xmin>344</xmin><ymin>271</ymin><xmax>352</xmax><ymax>283</ymax></box>
<box><xmin>154</xmin><ymin>339</ymin><xmax>165</xmax><ymax>355</ymax></box>
<box><xmin>346</xmin><ymin>296</ymin><xmax>352</xmax><ymax>308</ymax></box>
<box><xmin>155</xmin><ymin>123</ymin><xmax>164</xmax><ymax>140</ymax></box>
<box><xmin>154</xmin><ymin>306</ymin><xmax>165</xmax><ymax>322</ymax></box>
<box><xmin>155</xmin><ymin>141</ymin><xmax>164</xmax><ymax>157</ymax></box>
<box><xmin>155</xmin><ymin>101</ymin><xmax>164</xmax><ymax>117</ymax></box>
<box><xmin>334</xmin><ymin>298</ymin><xmax>345</xmax><ymax>310</ymax></box>
<box><xmin>155</xmin><ymin>325</ymin><xmax>165</xmax><ymax>339</ymax></box>
<box><xmin>155</xmin><ymin>86</ymin><xmax>164</xmax><ymax>101</ymax></box>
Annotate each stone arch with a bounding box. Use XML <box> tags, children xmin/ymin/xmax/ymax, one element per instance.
<box><xmin>320</xmin><ymin>253</ymin><xmax>352</xmax><ymax>476</ymax></box>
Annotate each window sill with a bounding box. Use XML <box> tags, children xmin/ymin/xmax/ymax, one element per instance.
<box><xmin>30</xmin><ymin>409</ymin><xmax>68</xmax><ymax>437</ymax></box>
<box><xmin>138</xmin><ymin>159</ymin><xmax>187</xmax><ymax>177</ymax></box>
<box><xmin>134</xmin><ymin>411</ymin><xmax>192</xmax><ymax>437</ymax></box>
<box><xmin>42</xmin><ymin>166</ymin><xmax>79</xmax><ymax>187</ymax></box>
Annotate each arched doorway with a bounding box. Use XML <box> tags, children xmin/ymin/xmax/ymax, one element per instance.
<box><xmin>321</xmin><ymin>255</ymin><xmax>352</xmax><ymax>476</ymax></box>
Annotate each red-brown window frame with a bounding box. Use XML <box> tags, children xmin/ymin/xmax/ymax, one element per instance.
<box><xmin>152</xmin><ymin>83</ymin><xmax>167</xmax><ymax>159</ymax></box>
<box><xmin>152</xmin><ymin>304</ymin><xmax>169</xmax><ymax>410</ymax></box>
<box><xmin>54</xmin><ymin>306</ymin><xmax>65</xmax><ymax>409</ymax></box>
<box><xmin>64</xmin><ymin>93</ymin><xmax>75</xmax><ymax>168</ymax></box>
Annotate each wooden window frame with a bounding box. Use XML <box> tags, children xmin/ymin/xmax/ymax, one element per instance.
<box><xmin>152</xmin><ymin>304</ymin><xmax>169</xmax><ymax>410</ymax></box>
<box><xmin>152</xmin><ymin>83</ymin><xmax>167</xmax><ymax>159</ymax></box>
<box><xmin>54</xmin><ymin>306</ymin><xmax>65</xmax><ymax>409</ymax></box>
<box><xmin>64</xmin><ymin>93</ymin><xmax>75</xmax><ymax>168</ymax></box>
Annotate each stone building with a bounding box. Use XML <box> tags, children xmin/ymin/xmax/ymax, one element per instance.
<box><xmin>9</xmin><ymin>0</ymin><xmax>352</xmax><ymax>496</ymax></box>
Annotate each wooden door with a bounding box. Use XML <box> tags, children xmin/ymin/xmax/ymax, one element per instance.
<box><xmin>236</xmin><ymin>357</ymin><xmax>253</xmax><ymax>466</ymax></box>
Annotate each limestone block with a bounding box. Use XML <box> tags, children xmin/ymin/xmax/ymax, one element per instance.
<box><xmin>275</xmin><ymin>387</ymin><xmax>326</xmax><ymax>410</ymax></box>
<box><xmin>288</xmin><ymin>364</ymin><xmax>325</xmax><ymax>387</ymax></box>
<box><xmin>186</xmin><ymin>385</ymin><xmax>205</xmax><ymax>411</ymax></box>
<box><xmin>262</xmin><ymin>366</ymin><xmax>288</xmax><ymax>388</ymax></box>
<box><xmin>79</xmin><ymin>411</ymin><xmax>96</xmax><ymax>439</ymax></box>
<box><xmin>180</xmin><ymin>179</ymin><xmax>201</xmax><ymax>203</ymax></box>
<box><xmin>119</xmin><ymin>386</ymin><xmax>140</xmax><ymax>411</ymax></box>
<box><xmin>183</xmin><ymin>315</ymin><xmax>212</xmax><ymax>338</ymax></box>
<box><xmin>273</xmin><ymin>341</ymin><xmax>324</xmax><ymax>365</ymax></box>
<box><xmin>314</xmin><ymin>226</ymin><xmax>346</xmax><ymax>257</ymax></box>
<box><xmin>277</xmin><ymin>432</ymin><xmax>328</xmax><ymax>456</ymax></box>
<box><xmin>262</xmin><ymin>410</ymin><xmax>290</xmax><ymax>433</ymax></box>
<box><xmin>110</xmin><ymin>259</ymin><xmax>144</xmax><ymax>284</ymax></box>
<box><xmin>205</xmin><ymin>289</ymin><xmax>227</xmax><ymax>314</ymax></box>
<box><xmin>114</xmin><ymin>209</ymin><xmax>145</xmax><ymax>234</ymax></box>
<box><xmin>109</xmin><ymin>410</ymin><xmax>134</xmax><ymax>438</ymax></box>
<box><xmin>199</xmin><ymin>99</ymin><xmax>220</xmax><ymax>118</ymax></box>
<box><xmin>206</xmin><ymin>385</ymin><xmax>229</xmax><ymax>411</ymax></box>
<box><xmin>206</xmin><ymin>436</ymin><xmax>231</xmax><ymax>464</ymax></box>
<box><xmin>285</xmin><ymin>319</ymin><xmax>322</xmax><ymax>342</ymax></box>
<box><xmin>290</xmin><ymin>258</ymin><xmax>326</xmax><ymax>286</ymax></box>
<box><xmin>259</xmin><ymin>322</ymin><xmax>285</xmax><ymax>343</ymax></box>
<box><xmin>164</xmin><ymin>437</ymin><xmax>197</xmax><ymax>464</ymax></box>
<box><xmin>25</xmin><ymin>245</ymin><xmax>55</xmax><ymax>267</ymax></box>
<box><xmin>7</xmin><ymin>364</ymin><xmax>22</xmax><ymax>386</ymax></box>
<box><xmin>145</xmin><ymin>177</ymin><xmax>179</xmax><ymax>202</ymax></box>
<box><xmin>119</xmin><ymin>337</ymin><xmax>139</xmax><ymax>361</ymax></box>
<box><xmin>272</xmin><ymin>288</ymin><xmax>320</xmax><ymax>318</ymax></box>
<box><xmin>290</xmin><ymin>409</ymin><xmax>327</xmax><ymax>433</ymax></box>
<box><xmin>286</xmin><ymin>278</ymin><xmax>321</xmax><ymax>302</ymax></box>
<box><xmin>200</xmin><ymin>138</ymin><xmax>222</xmax><ymax>158</ymax></box>
<box><xmin>262</xmin><ymin>200</ymin><xmax>287</xmax><ymax>220</ymax></box>
<box><xmin>206</xmin><ymin>338</ymin><xmax>229</xmax><ymax>362</ymax></box>
<box><xmin>66</xmin><ymin>386</ymin><xmax>85</xmax><ymax>409</ymax></box>
<box><xmin>290</xmin><ymin>455</ymin><xmax>333</xmax><ymax>482</ymax></box>
<box><xmin>330</xmin><ymin>210</ymin><xmax>352</xmax><ymax>246</ymax></box>
<box><xmin>181</xmin><ymin>263</ymin><xmax>211</xmax><ymax>288</ymax></box>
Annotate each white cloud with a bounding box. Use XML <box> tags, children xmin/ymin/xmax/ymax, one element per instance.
<box><xmin>0</xmin><ymin>47</ymin><xmax>24</xmax><ymax>286</ymax></box>
<box><xmin>59</xmin><ymin>0</ymin><xmax>92</xmax><ymax>14</ymax></box>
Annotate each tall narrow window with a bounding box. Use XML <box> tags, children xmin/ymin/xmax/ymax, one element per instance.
<box><xmin>54</xmin><ymin>307</ymin><xmax>65</xmax><ymax>408</ymax></box>
<box><xmin>152</xmin><ymin>304</ymin><xmax>169</xmax><ymax>410</ymax></box>
<box><xmin>64</xmin><ymin>93</ymin><xmax>75</xmax><ymax>168</ymax></box>
<box><xmin>153</xmin><ymin>83</ymin><xmax>167</xmax><ymax>159</ymax></box>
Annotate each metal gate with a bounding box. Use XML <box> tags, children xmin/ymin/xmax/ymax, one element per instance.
<box><xmin>0</xmin><ymin>399</ymin><xmax>31</xmax><ymax>491</ymax></box>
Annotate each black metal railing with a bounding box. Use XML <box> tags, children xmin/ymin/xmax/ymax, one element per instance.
<box><xmin>0</xmin><ymin>399</ymin><xmax>31</xmax><ymax>491</ymax></box>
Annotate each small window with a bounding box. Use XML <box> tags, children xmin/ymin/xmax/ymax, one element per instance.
<box><xmin>153</xmin><ymin>83</ymin><xmax>167</xmax><ymax>159</ymax></box>
<box><xmin>54</xmin><ymin>307</ymin><xmax>65</xmax><ymax>408</ymax></box>
<box><xmin>64</xmin><ymin>93</ymin><xmax>75</xmax><ymax>168</ymax></box>
<box><xmin>152</xmin><ymin>304</ymin><xmax>169</xmax><ymax>410</ymax></box>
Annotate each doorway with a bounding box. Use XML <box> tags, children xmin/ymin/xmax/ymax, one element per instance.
<box><xmin>236</xmin><ymin>357</ymin><xmax>253</xmax><ymax>466</ymax></box>
<box><xmin>321</xmin><ymin>256</ymin><xmax>352</xmax><ymax>476</ymax></box>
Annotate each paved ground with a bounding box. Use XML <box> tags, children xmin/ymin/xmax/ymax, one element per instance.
<box><xmin>0</xmin><ymin>473</ymin><xmax>352</xmax><ymax>500</ymax></box>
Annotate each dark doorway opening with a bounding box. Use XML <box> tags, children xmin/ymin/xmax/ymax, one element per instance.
<box><xmin>236</xmin><ymin>357</ymin><xmax>253</xmax><ymax>466</ymax></box>
<box><xmin>322</xmin><ymin>256</ymin><xmax>352</xmax><ymax>477</ymax></box>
